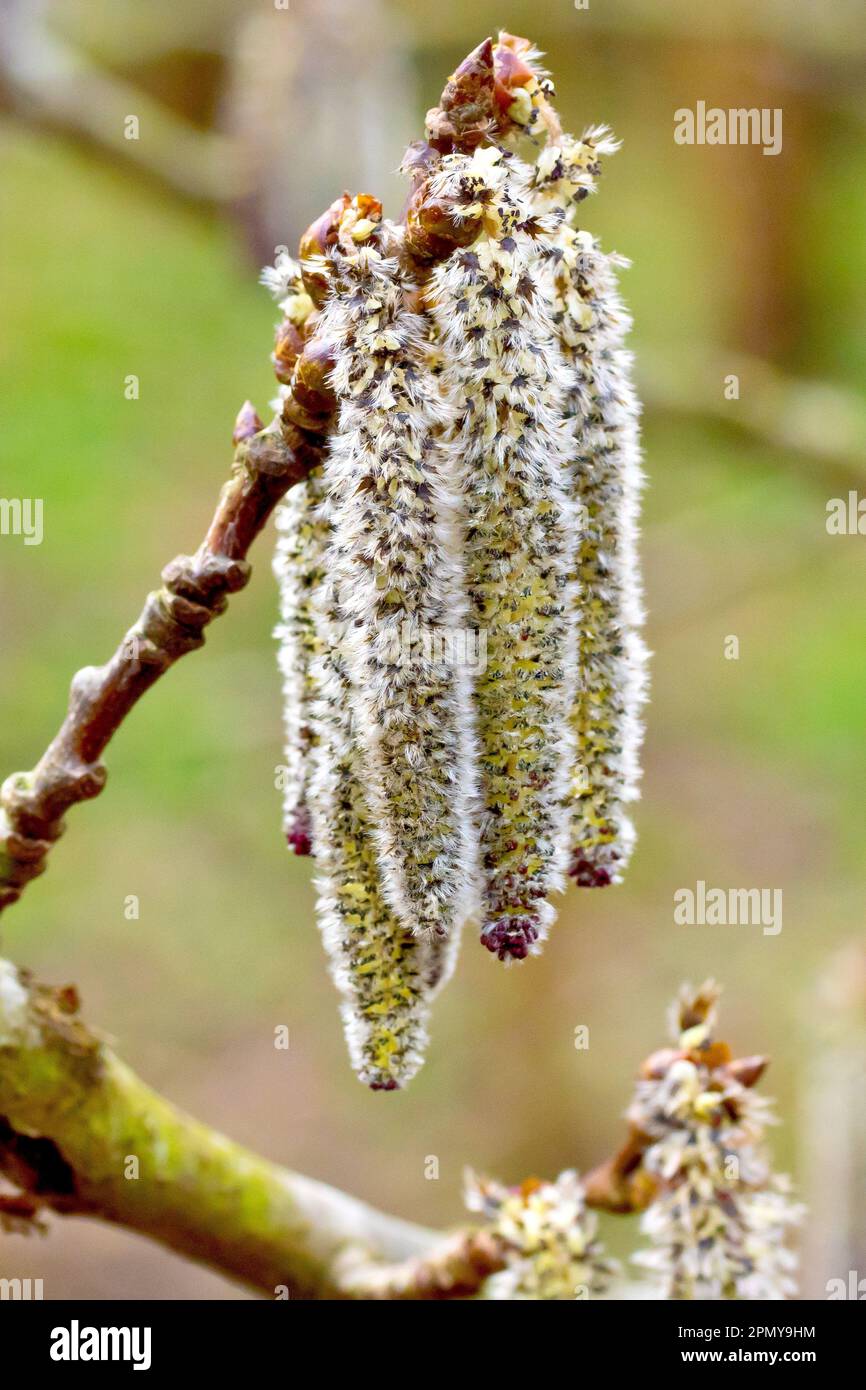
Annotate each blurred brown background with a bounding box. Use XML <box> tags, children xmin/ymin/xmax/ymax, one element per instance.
<box><xmin>1</xmin><ymin>0</ymin><xmax>864</xmax><ymax>1298</ymax></box>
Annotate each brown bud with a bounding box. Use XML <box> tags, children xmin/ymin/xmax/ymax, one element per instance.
<box><xmin>678</xmin><ymin>982</ymin><xmax>720</xmax><ymax>1033</ymax></box>
<box><xmin>440</xmin><ymin>36</ymin><xmax>495</xmax><ymax>116</ymax></box>
<box><xmin>245</xmin><ymin>429</ymin><xmax>298</xmax><ymax>477</ymax></box>
<box><xmin>721</xmin><ymin>1055</ymin><xmax>768</xmax><ymax>1089</ymax></box>
<box><xmin>404</xmin><ymin>180</ymin><xmax>481</xmax><ymax>264</ymax></box>
<box><xmin>272</xmin><ymin>319</ymin><xmax>305</xmax><ymax>385</ymax></box>
<box><xmin>491</xmin><ymin>31</ymin><xmax>561</xmax><ymax>140</ymax></box>
<box><xmin>282</xmin><ymin>335</ymin><xmax>336</xmax><ymax>432</ymax></box>
<box><xmin>299</xmin><ymin>194</ymin><xmax>351</xmax><ymax>303</ymax></box>
<box><xmin>696</xmin><ymin>1039</ymin><xmax>733</xmax><ymax>1069</ymax></box>
<box><xmin>232</xmin><ymin>400</ymin><xmax>264</xmax><ymax>447</ymax></box>
<box><xmin>335</xmin><ymin>193</ymin><xmax>384</xmax><ymax>252</ymax></box>
<box><xmin>426</xmin><ymin>37</ymin><xmax>496</xmax><ymax>150</ymax></box>
<box><xmin>492</xmin><ymin>32</ymin><xmax>537</xmax><ymax>112</ymax></box>
<box><xmin>300</xmin><ymin>193</ymin><xmax>351</xmax><ymax>261</ymax></box>
<box><xmin>583</xmin><ymin>1130</ymin><xmax>656</xmax><ymax>1214</ymax></box>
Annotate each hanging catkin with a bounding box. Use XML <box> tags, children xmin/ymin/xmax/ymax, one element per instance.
<box><xmin>530</xmin><ymin>132</ymin><xmax>648</xmax><ymax>886</ymax></box>
<box><xmin>267</xmin><ymin>35</ymin><xmax>650</xmax><ymax>1083</ymax></box>
<box><xmin>273</xmin><ymin>473</ymin><xmax>325</xmax><ymax>856</ymax></box>
<box><xmin>314</xmin><ymin>207</ymin><xmax>479</xmax><ymax>940</ymax></box>
<box><xmin>426</xmin><ymin>145</ymin><xmax>580</xmax><ymax>961</ymax></box>
<box><xmin>307</xmin><ymin>534</ymin><xmax>461</xmax><ymax>1089</ymax></box>
<box><xmin>266</xmin><ymin>252</ymin><xmax>321</xmax><ymax>856</ymax></box>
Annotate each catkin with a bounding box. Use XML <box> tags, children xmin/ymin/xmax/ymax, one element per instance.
<box><xmin>267</xmin><ymin>251</ymin><xmax>320</xmax><ymax>855</ymax></box>
<box><xmin>532</xmin><ymin>133</ymin><xmax>648</xmax><ymax>886</ymax></box>
<box><xmin>316</xmin><ymin>235</ymin><xmax>479</xmax><ymax>939</ymax></box>
<box><xmin>307</xmin><ymin>547</ymin><xmax>460</xmax><ymax>1089</ymax></box>
<box><xmin>273</xmin><ymin>474</ymin><xmax>325</xmax><ymax>855</ymax></box>
<box><xmin>426</xmin><ymin>145</ymin><xmax>579</xmax><ymax>961</ymax></box>
<box><xmin>630</xmin><ymin>984</ymin><xmax>804</xmax><ymax>1299</ymax></box>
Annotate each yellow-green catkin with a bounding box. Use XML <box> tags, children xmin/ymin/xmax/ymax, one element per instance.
<box><xmin>317</xmin><ymin>239</ymin><xmax>479</xmax><ymax>940</ymax></box>
<box><xmin>531</xmin><ymin>131</ymin><xmax>649</xmax><ymax>888</ymax></box>
<box><xmin>427</xmin><ymin>145</ymin><xmax>580</xmax><ymax>962</ymax></box>
<box><xmin>466</xmin><ymin>1169</ymin><xmax>616</xmax><ymax>1300</ymax></box>
<box><xmin>307</xmin><ymin>545</ymin><xmax>461</xmax><ymax>1090</ymax></box>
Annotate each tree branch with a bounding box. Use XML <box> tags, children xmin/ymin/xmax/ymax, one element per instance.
<box><xmin>0</xmin><ymin>958</ymin><xmax>504</xmax><ymax>1298</ymax></box>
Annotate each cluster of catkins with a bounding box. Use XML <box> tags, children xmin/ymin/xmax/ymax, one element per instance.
<box><xmin>629</xmin><ymin>982</ymin><xmax>804</xmax><ymax>1300</ymax></box>
<box><xmin>464</xmin><ymin>984</ymin><xmax>801</xmax><ymax>1301</ymax></box>
<box><xmin>266</xmin><ymin>35</ymin><xmax>648</xmax><ymax>1088</ymax></box>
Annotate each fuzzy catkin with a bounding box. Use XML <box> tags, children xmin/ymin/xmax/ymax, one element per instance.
<box><xmin>427</xmin><ymin>145</ymin><xmax>579</xmax><ymax>962</ymax></box>
<box><xmin>267</xmin><ymin>250</ymin><xmax>319</xmax><ymax>854</ymax></box>
<box><xmin>532</xmin><ymin>133</ymin><xmax>648</xmax><ymax>886</ymax></box>
<box><xmin>307</xmin><ymin>550</ymin><xmax>460</xmax><ymax>1089</ymax></box>
<box><xmin>316</xmin><ymin>242</ymin><xmax>479</xmax><ymax>940</ymax></box>
<box><xmin>273</xmin><ymin>471</ymin><xmax>327</xmax><ymax>855</ymax></box>
<box><xmin>630</xmin><ymin>985</ymin><xmax>804</xmax><ymax>1300</ymax></box>
<box><xmin>466</xmin><ymin>1169</ymin><xmax>615</xmax><ymax>1300</ymax></box>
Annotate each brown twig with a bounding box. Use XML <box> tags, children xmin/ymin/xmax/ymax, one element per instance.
<box><xmin>0</xmin><ymin>407</ymin><xmax>326</xmax><ymax>914</ymax></box>
<box><xmin>336</xmin><ymin>1228</ymin><xmax>505</xmax><ymax>1300</ymax></box>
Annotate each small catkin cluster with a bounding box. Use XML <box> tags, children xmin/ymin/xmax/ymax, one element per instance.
<box><xmin>313</xmin><ymin>223</ymin><xmax>478</xmax><ymax>942</ymax></box>
<box><xmin>268</xmin><ymin>35</ymin><xmax>647</xmax><ymax>1085</ymax></box>
<box><xmin>465</xmin><ymin>1169</ymin><xmax>615</xmax><ymax>1300</ymax></box>
<box><xmin>629</xmin><ymin>983</ymin><xmax>804</xmax><ymax>1300</ymax></box>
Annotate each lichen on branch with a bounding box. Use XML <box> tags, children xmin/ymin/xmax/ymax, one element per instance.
<box><xmin>0</xmin><ymin>958</ymin><xmax>501</xmax><ymax>1298</ymax></box>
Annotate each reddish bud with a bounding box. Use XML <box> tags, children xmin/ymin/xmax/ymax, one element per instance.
<box><xmin>232</xmin><ymin>400</ymin><xmax>263</xmax><ymax>447</ymax></box>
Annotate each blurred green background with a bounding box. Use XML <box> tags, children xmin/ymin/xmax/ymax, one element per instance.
<box><xmin>1</xmin><ymin>0</ymin><xmax>864</xmax><ymax>1298</ymax></box>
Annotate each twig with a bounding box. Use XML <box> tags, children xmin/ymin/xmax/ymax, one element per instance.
<box><xmin>0</xmin><ymin>408</ymin><xmax>325</xmax><ymax>913</ymax></box>
<box><xmin>336</xmin><ymin>1228</ymin><xmax>504</xmax><ymax>1300</ymax></box>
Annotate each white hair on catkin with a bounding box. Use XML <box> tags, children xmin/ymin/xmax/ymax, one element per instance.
<box><xmin>272</xmin><ymin>469</ymin><xmax>327</xmax><ymax>856</ymax></box>
<box><xmin>530</xmin><ymin>130</ymin><xmax>649</xmax><ymax>887</ymax></box>
<box><xmin>316</xmin><ymin>240</ymin><xmax>480</xmax><ymax>941</ymax></box>
<box><xmin>307</xmin><ymin>542</ymin><xmax>461</xmax><ymax>1090</ymax></box>
<box><xmin>426</xmin><ymin>144</ymin><xmax>580</xmax><ymax>962</ymax></box>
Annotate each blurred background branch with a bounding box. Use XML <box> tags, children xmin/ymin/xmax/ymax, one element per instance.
<box><xmin>0</xmin><ymin>0</ymin><xmax>243</xmax><ymax>202</ymax></box>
